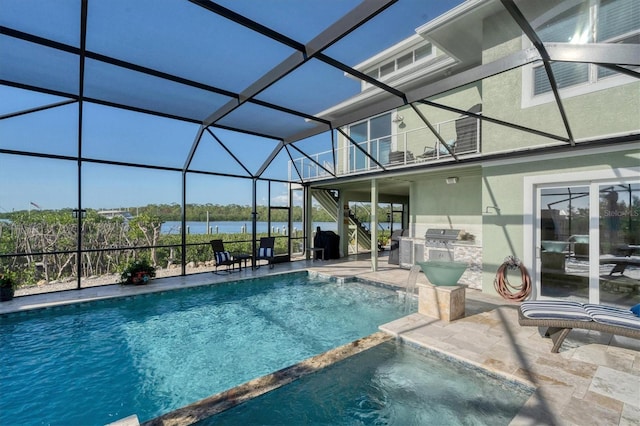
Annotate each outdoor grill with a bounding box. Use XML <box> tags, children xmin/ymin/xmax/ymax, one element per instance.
<box><xmin>425</xmin><ymin>228</ymin><xmax>462</xmax><ymax>242</ymax></box>
<box><xmin>425</xmin><ymin>228</ymin><xmax>463</xmax><ymax>261</ymax></box>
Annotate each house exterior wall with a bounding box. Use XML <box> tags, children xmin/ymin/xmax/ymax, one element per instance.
<box><xmin>409</xmin><ymin>167</ymin><xmax>483</xmax><ymax>240</ymax></box>
<box><xmin>480</xmin><ymin>147</ymin><xmax>640</xmax><ymax>296</ymax></box>
<box><xmin>481</xmin><ymin>9</ymin><xmax>640</xmax><ymax>152</ymax></box>
<box><xmin>321</xmin><ymin>4</ymin><xmax>639</xmax><ymax>296</ymax></box>
<box><xmin>335</xmin><ymin>10</ymin><xmax>639</xmax><ymax>167</ymax></box>
<box><xmin>483</xmin><ymin>64</ymin><xmax>640</xmax><ymax>153</ymax></box>
<box><xmin>408</xmin><ymin>167</ymin><xmax>482</xmax><ymax>288</ymax></box>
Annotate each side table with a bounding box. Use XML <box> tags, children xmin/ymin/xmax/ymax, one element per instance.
<box><xmin>233</xmin><ymin>253</ymin><xmax>252</xmax><ymax>270</ymax></box>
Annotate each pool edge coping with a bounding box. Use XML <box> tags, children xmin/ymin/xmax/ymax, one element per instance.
<box><xmin>0</xmin><ymin>270</ymin><xmax>311</xmax><ymax>317</ymax></box>
<box><xmin>141</xmin><ymin>331</ymin><xmax>393</xmax><ymax>426</ymax></box>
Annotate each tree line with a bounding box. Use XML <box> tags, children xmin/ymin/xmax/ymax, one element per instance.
<box><xmin>0</xmin><ymin>202</ymin><xmax>405</xmax><ymax>287</ymax></box>
<box><xmin>106</xmin><ymin>204</ymin><xmax>336</xmax><ymax>223</ymax></box>
<box><xmin>0</xmin><ymin>202</ymin><xmax>399</xmax><ymax>225</ymax></box>
<box><xmin>0</xmin><ymin>210</ymin><xmax>295</xmax><ymax>287</ymax></box>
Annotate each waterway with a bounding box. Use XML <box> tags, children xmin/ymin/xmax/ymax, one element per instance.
<box><xmin>160</xmin><ymin>221</ymin><xmax>394</xmax><ymax>235</ymax></box>
<box><xmin>161</xmin><ymin>221</ymin><xmax>337</xmax><ymax>235</ymax></box>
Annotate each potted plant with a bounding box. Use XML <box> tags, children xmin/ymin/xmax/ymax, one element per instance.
<box><xmin>377</xmin><ymin>233</ymin><xmax>390</xmax><ymax>251</ymax></box>
<box><xmin>460</xmin><ymin>231</ymin><xmax>476</xmax><ymax>243</ymax></box>
<box><xmin>120</xmin><ymin>259</ymin><xmax>156</xmax><ymax>285</ymax></box>
<box><xmin>0</xmin><ymin>269</ymin><xmax>17</xmax><ymax>301</ymax></box>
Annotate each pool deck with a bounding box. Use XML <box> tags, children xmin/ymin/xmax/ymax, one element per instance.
<box><xmin>2</xmin><ymin>254</ymin><xmax>639</xmax><ymax>425</ymax></box>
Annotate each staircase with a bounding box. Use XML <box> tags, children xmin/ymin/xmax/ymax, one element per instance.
<box><xmin>311</xmin><ymin>189</ymin><xmax>372</xmax><ymax>251</ymax></box>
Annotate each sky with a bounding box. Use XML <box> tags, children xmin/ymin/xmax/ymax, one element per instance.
<box><xmin>0</xmin><ymin>85</ymin><xmax>307</xmax><ymax>211</ymax></box>
<box><xmin>0</xmin><ymin>0</ymin><xmax>463</xmax><ymax>212</ymax></box>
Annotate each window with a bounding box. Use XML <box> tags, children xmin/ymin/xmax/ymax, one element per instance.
<box><xmin>533</xmin><ymin>62</ymin><xmax>589</xmax><ymax>95</ymax></box>
<box><xmin>414</xmin><ymin>44</ymin><xmax>432</xmax><ymax>61</ymax></box>
<box><xmin>361</xmin><ymin>43</ymin><xmax>435</xmax><ymax>88</ymax></box>
<box><xmin>366</xmin><ymin>69</ymin><xmax>378</xmax><ymax>80</ymax></box>
<box><xmin>597</xmin><ymin>0</ymin><xmax>639</xmax><ymax>41</ymax></box>
<box><xmin>529</xmin><ymin>0</ymin><xmax>639</xmax><ymax>99</ymax></box>
<box><xmin>346</xmin><ymin>113</ymin><xmax>391</xmax><ymax>172</ymax></box>
<box><xmin>397</xmin><ymin>52</ymin><xmax>413</xmax><ymax>70</ymax></box>
<box><xmin>380</xmin><ymin>62</ymin><xmax>395</xmax><ymax>77</ymax></box>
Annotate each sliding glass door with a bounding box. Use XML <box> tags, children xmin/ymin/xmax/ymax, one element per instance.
<box><xmin>536</xmin><ymin>180</ymin><xmax>639</xmax><ymax>308</ymax></box>
<box><xmin>539</xmin><ymin>185</ymin><xmax>590</xmax><ymax>302</ymax></box>
<box><xmin>598</xmin><ymin>183</ymin><xmax>640</xmax><ymax>306</ymax></box>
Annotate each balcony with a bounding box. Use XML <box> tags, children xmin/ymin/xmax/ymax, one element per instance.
<box><xmin>289</xmin><ymin>115</ymin><xmax>480</xmax><ymax>181</ymax></box>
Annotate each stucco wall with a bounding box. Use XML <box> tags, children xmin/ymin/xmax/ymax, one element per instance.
<box><xmin>480</xmin><ymin>8</ymin><xmax>640</xmax><ymax>153</ymax></box>
<box><xmin>481</xmin><ymin>147</ymin><xmax>640</xmax><ymax>296</ymax></box>
<box><xmin>409</xmin><ymin>166</ymin><xmax>483</xmax><ymax>241</ymax></box>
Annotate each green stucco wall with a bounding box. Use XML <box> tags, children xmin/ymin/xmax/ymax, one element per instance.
<box><xmin>481</xmin><ymin>147</ymin><xmax>639</xmax><ymax>295</ymax></box>
<box><xmin>410</xmin><ymin>167</ymin><xmax>483</xmax><ymax>239</ymax></box>
<box><xmin>480</xmin><ymin>9</ymin><xmax>640</xmax><ymax>152</ymax></box>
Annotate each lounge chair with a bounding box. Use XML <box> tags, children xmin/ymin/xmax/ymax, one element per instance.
<box><xmin>210</xmin><ymin>239</ymin><xmax>241</xmax><ymax>273</ymax></box>
<box><xmin>453</xmin><ymin>103</ymin><xmax>481</xmax><ymax>154</ymax></box>
<box><xmin>518</xmin><ymin>300</ymin><xmax>640</xmax><ymax>353</ymax></box>
<box><xmin>419</xmin><ymin>104</ymin><xmax>480</xmax><ymax>159</ymax></box>
<box><xmin>417</xmin><ymin>140</ymin><xmax>456</xmax><ymax>160</ymax></box>
<box><xmin>255</xmin><ymin>237</ymin><xmax>275</xmax><ymax>269</ymax></box>
<box><xmin>388</xmin><ymin>150</ymin><xmax>414</xmax><ymax>164</ymax></box>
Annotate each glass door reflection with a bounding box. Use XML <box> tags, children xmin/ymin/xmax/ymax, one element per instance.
<box><xmin>539</xmin><ymin>186</ymin><xmax>590</xmax><ymax>302</ymax></box>
<box><xmin>598</xmin><ymin>183</ymin><xmax>640</xmax><ymax>307</ymax></box>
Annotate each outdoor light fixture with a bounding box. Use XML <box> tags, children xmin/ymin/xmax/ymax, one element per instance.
<box><xmin>392</xmin><ymin>114</ymin><xmax>404</xmax><ymax>123</ymax></box>
<box><xmin>72</xmin><ymin>209</ymin><xmax>87</xmax><ymax>219</ymax></box>
<box><xmin>445</xmin><ymin>177</ymin><xmax>458</xmax><ymax>184</ymax></box>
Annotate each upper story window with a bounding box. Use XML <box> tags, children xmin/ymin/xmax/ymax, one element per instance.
<box><xmin>347</xmin><ymin>113</ymin><xmax>392</xmax><ymax>145</ymax></box>
<box><xmin>525</xmin><ymin>0</ymin><xmax>639</xmax><ymax>103</ymax></box>
<box><xmin>345</xmin><ymin>113</ymin><xmax>392</xmax><ymax>170</ymax></box>
<box><xmin>363</xmin><ymin>44</ymin><xmax>434</xmax><ymax>83</ymax></box>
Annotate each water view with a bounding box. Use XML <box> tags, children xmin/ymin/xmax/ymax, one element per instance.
<box><xmin>160</xmin><ymin>221</ymin><xmax>395</xmax><ymax>235</ymax></box>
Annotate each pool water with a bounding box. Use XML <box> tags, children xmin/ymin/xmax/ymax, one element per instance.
<box><xmin>0</xmin><ymin>273</ymin><xmax>414</xmax><ymax>425</ymax></box>
<box><xmin>202</xmin><ymin>340</ymin><xmax>534</xmax><ymax>426</ymax></box>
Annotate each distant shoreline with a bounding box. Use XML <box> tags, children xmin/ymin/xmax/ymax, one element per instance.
<box><xmin>161</xmin><ymin>221</ymin><xmax>339</xmax><ymax>235</ymax></box>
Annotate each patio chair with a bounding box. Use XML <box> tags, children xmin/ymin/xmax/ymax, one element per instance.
<box><xmin>388</xmin><ymin>150</ymin><xmax>414</xmax><ymax>164</ymax></box>
<box><xmin>416</xmin><ymin>140</ymin><xmax>456</xmax><ymax>160</ymax></box>
<box><xmin>210</xmin><ymin>239</ymin><xmax>240</xmax><ymax>273</ymax></box>
<box><xmin>518</xmin><ymin>300</ymin><xmax>640</xmax><ymax>353</ymax></box>
<box><xmin>453</xmin><ymin>103</ymin><xmax>481</xmax><ymax>154</ymax></box>
<box><xmin>255</xmin><ymin>237</ymin><xmax>275</xmax><ymax>269</ymax></box>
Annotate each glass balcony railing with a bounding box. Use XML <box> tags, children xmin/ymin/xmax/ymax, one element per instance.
<box><xmin>289</xmin><ymin>116</ymin><xmax>480</xmax><ymax>181</ymax></box>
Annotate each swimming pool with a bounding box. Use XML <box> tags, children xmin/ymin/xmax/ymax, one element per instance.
<box><xmin>200</xmin><ymin>340</ymin><xmax>534</xmax><ymax>425</ymax></box>
<box><xmin>0</xmin><ymin>272</ymin><xmax>414</xmax><ymax>425</ymax></box>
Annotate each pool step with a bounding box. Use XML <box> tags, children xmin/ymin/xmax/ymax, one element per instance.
<box><xmin>106</xmin><ymin>414</ymin><xmax>139</xmax><ymax>426</ymax></box>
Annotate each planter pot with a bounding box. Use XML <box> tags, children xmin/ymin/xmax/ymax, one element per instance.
<box><xmin>130</xmin><ymin>271</ymin><xmax>151</xmax><ymax>285</ymax></box>
<box><xmin>0</xmin><ymin>287</ymin><xmax>15</xmax><ymax>301</ymax></box>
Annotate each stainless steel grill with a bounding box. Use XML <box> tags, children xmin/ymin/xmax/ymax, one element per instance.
<box><xmin>425</xmin><ymin>229</ymin><xmax>462</xmax><ymax>240</ymax></box>
<box><xmin>425</xmin><ymin>229</ymin><xmax>462</xmax><ymax>261</ymax></box>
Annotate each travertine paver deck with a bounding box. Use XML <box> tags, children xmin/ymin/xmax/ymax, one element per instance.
<box><xmin>2</xmin><ymin>254</ymin><xmax>638</xmax><ymax>425</ymax></box>
<box><xmin>306</xmin><ymin>257</ymin><xmax>640</xmax><ymax>425</ymax></box>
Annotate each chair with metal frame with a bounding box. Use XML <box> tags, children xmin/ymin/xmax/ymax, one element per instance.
<box><xmin>518</xmin><ymin>300</ymin><xmax>640</xmax><ymax>353</ymax></box>
<box><xmin>210</xmin><ymin>239</ymin><xmax>241</xmax><ymax>273</ymax></box>
<box><xmin>255</xmin><ymin>237</ymin><xmax>275</xmax><ymax>269</ymax></box>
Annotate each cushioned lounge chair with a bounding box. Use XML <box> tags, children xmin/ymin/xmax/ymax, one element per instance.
<box><xmin>518</xmin><ymin>300</ymin><xmax>640</xmax><ymax>353</ymax></box>
<box><xmin>210</xmin><ymin>239</ymin><xmax>240</xmax><ymax>273</ymax></box>
<box><xmin>255</xmin><ymin>237</ymin><xmax>275</xmax><ymax>269</ymax></box>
